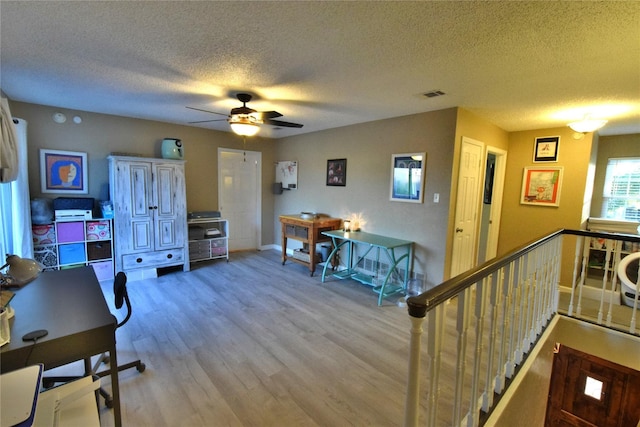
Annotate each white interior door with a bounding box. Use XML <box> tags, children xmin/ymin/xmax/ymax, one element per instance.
<box><xmin>218</xmin><ymin>148</ymin><xmax>261</xmax><ymax>251</ymax></box>
<box><xmin>450</xmin><ymin>137</ymin><xmax>484</xmax><ymax>278</ymax></box>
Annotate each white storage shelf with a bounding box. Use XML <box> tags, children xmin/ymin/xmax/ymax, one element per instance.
<box><xmin>188</xmin><ymin>218</ymin><xmax>229</xmax><ymax>263</ymax></box>
<box><xmin>32</xmin><ymin>218</ymin><xmax>115</xmax><ymax>281</ymax></box>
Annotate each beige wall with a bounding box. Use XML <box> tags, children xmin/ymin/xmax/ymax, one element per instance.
<box><xmin>274</xmin><ymin>108</ymin><xmax>458</xmax><ymax>286</ymax></box>
<box><xmin>9</xmin><ymin>100</ymin><xmax>279</xmax><ymax>244</ymax></box>
<box><xmin>450</xmin><ymin>108</ymin><xmax>509</xmax><ymax>276</ymax></box>
<box><xmin>11</xmin><ymin>101</ymin><xmax>468</xmax><ymax>286</ymax></box>
<box><xmin>590</xmin><ymin>133</ymin><xmax>640</xmax><ymax>218</ymax></box>
<box><xmin>499</xmin><ymin>128</ymin><xmax>596</xmax><ymax>284</ymax></box>
<box><xmin>14</xmin><ymin>98</ymin><xmax>634</xmax><ymax>287</ymax></box>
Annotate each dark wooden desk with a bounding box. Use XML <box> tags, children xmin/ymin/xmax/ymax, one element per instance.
<box><xmin>0</xmin><ymin>267</ymin><xmax>122</xmax><ymax>427</ymax></box>
<box><xmin>279</xmin><ymin>214</ymin><xmax>342</xmax><ymax>276</ymax></box>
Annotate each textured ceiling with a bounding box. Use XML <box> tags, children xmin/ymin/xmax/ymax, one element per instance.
<box><xmin>1</xmin><ymin>1</ymin><xmax>638</xmax><ymax>138</ymax></box>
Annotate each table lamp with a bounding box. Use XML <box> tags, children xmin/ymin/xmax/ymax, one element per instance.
<box><xmin>0</xmin><ymin>254</ymin><xmax>43</xmax><ymax>288</ymax></box>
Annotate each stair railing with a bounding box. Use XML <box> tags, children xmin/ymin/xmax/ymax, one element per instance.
<box><xmin>403</xmin><ymin>228</ymin><xmax>640</xmax><ymax>427</ymax></box>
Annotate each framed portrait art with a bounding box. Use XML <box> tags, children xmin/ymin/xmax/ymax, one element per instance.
<box><xmin>520</xmin><ymin>166</ymin><xmax>563</xmax><ymax>207</ymax></box>
<box><xmin>40</xmin><ymin>149</ymin><xmax>88</xmax><ymax>194</ymax></box>
<box><xmin>533</xmin><ymin>136</ymin><xmax>559</xmax><ymax>162</ymax></box>
<box><xmin>326</xmin><ymin>159</ymin><xmax>346</xmax><ymax>186</ymax></box>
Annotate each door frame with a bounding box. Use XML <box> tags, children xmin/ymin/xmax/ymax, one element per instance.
<box><xmin>480</xmin><ymin>146</ymin><xmax>507</xmax><ymax>262</ymax></box>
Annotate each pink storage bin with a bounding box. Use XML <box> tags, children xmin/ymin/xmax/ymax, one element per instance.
<box><xmin>32</xmin><ymin>224</ymin><xmax>56</xmax><ymax>245</ymax></box>
<box><xmin>91</xmin><ymin>261</ymin><xmax>114</xmax><ymax>281</ymax></box>
<box><xmin>57</xmin><ymin>221</ymin><xmax>85</xmax><ymax>243</ymax></box>
<box><xmin>86</xmin><ymin>220</ymin><xmax>111</xmax><ymax>240</ymax></box>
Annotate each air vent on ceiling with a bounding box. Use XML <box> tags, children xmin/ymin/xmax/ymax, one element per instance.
<box><xmin>423</xmin><ymin>90</ymin><xmax>446</xmax><ymax>98</ymax></box>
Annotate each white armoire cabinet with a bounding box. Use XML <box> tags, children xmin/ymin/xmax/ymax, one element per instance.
<box><xmin>108</xmin><ymin>155</ymin><xmax>190</xmax><ymax>275</ymax></box>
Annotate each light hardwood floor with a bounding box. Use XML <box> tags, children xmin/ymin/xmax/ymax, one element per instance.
<box><xmin>48</xmin><ymin>249</ymin><xmax>619</xmax><ymax>426</ymax></box>
<box><xmin>52</xmin><ymin>249</ymin><xmax>416</xmax><ymax>426</ymax></box>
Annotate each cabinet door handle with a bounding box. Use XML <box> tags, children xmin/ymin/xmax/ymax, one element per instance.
<box><xmin>456</xmin><ymin>228</ymin><xmax>463</xmax><ymax>233</ymax></box>
<box><xmin>136</xmin><ymin>258</ymin><xmax>142</xmax><ymax>263</ymax></box>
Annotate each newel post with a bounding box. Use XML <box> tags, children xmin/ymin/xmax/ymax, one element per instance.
<box><xmin>404</xmin><ymin>299</ymin><xmax>427</xmax><ymax>427</ymax></box>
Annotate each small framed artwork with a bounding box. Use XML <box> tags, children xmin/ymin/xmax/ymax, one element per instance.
<box><xmin>326</xmin><ymin>159</ymin><xmax>347</xmax><ymax>186</ymax></box>
<box><xmin>40</xmin><ymin>149</ymin><xmax>88</xmax><ymax>194</ymax></box>
<box><xmin>533</xmin><ymin>136</ymin><xmax>560</xmax><ymax>162</ymax></box>
<box><xmin>520</xmin><ymin>166</ymin><xmax>563</xmax><ymax>207</ymax></box>
<box><xmin>390</xmin><ymin>152</ymin><xmax>425</xmax><ymax>203</ymax></box>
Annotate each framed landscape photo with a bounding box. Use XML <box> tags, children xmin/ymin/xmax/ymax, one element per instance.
<box><xmin>40</xmin><ymin>149</ymin><xmax>88</xmax><ymax>194</ymax></box>
<box><xmin>326</xmin><ymin>158</ymin><xmax>347</xmax><ymax>186</ymax></box>
<box><xmin>520</xmin><ymin>166</ymin><xmax>563</xmax><ymax>207</ymax></box>
<box><xmin>533</xmin><ymin>136</ymin><xmax>560</xmax><ymax>162</ymax></box>
<box><xmin>390</xmin><ymin>152</ymin><xmax>425</xmax><ymax>203</ymax></box>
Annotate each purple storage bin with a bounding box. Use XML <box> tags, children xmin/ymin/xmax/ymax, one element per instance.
<box><xmin>57</xmin><ymin>221</ymin><xmax>85</xmax><ymax>243</ymax></box>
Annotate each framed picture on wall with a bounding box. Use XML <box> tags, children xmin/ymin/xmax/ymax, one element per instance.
<box><xmin>520</xmin><ymin>166</ymin><xmax>563</xmax><ymax>207</ymax></box>
<box><xmin>533</xmin><ymin>136</ymin><xmax>560</xmax><ymax>162</ymax></box>
<box><xmin>390</xmin><ymin>152</ymin><xmax>425</xmax><ymax>203</ymax></box>
<box><xmin>40</xmin><ymin>149</ymin><xmax>88</xmax><ymax>194</ymax></box>
<box><xmin>326</xmin><ymin>159</ymin><xmax>347</xmax><ymax>186</ymax></box>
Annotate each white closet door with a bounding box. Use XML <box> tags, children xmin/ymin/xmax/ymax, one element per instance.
<box><xmin>218</xmin><ymin>148</ymin><xmax>261</xmax><ymax>251</ymax></box>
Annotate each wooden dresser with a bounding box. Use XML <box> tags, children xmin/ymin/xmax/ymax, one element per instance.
<box><xmin>279</xmin><ymin>214</ymin><xmax>342</xmax><ymax>276</ymax></box>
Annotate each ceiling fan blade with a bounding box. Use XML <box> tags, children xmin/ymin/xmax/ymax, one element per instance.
<box><xmin>264</xmin><ymin>119</ymin><xmax>303</xmax><ymax>128</ymax></box>
<box><xmin>255</xmin><ymin>110</ymin><xmax>283</xmax><ymax>119</ymax></box>
<box><xmin>186</xmin><ymin>106</ymin><xmax>228</xmax><ymax>116</ymax></box>
<box><xmin>188</xmin><ymin>118</ymin><xmax>228</xmax><ymax>124</ymax></box>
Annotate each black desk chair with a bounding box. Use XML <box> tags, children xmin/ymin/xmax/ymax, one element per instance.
<box><xmin>93</xmin><ymin>271</ymin><xmax>146</xmax><ymax>408</ymax></box>
<box><xmin>44</xmin><ymin>271</ymin><xmax>145</xmax><ymax>408</ymax></box>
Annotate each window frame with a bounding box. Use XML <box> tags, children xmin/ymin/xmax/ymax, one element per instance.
<box><xmin>601</xmin><ymin>157</ymin><xmax>640</xmax><ymax>221</ymax></box>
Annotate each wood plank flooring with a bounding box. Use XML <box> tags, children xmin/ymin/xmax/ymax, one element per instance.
<box><xmin>44</xmin><ymin>250</ymin><xmax>617</xmax><ymax>426</ymax></box>
<box><xmin>53</xmin><ymin>250</ymin><xmax>416</xmax><ymax>426</ymax></box>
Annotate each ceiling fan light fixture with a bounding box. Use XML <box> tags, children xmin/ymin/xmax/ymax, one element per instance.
<box><xmin>568</xmin><ymin>116</ymin><xmax>608</xmax><ymax>133</ymax></box>
<box><xmin>229</xmin><ymin>115</ymin><xmax>261</xmax><ymax>136</ymax></box>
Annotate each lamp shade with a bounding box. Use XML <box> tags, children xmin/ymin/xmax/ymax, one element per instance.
<box><xmin>230</xmin><ymin>122</ymin><xmax>260</xmax><ymax>136</ymax></box>
<box><xmin>229</xmin><ymin>114</ymin><xmax>261</xmax><ymax>136</ymax></box>
<box><xmin>2</xmin><ymin>255</ymin><xmax>43</xmax><ymax>285</ymax></box>
<box><xmin>568</xmin><ymin>118</ymin><xmax>608</xmax><ymax>133</ymax></box>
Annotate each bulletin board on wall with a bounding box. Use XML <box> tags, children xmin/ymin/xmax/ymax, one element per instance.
<box><xmin>276</xmin><ymin>161</ymin><xmax>298</xmax><ymax>190</ymax></box>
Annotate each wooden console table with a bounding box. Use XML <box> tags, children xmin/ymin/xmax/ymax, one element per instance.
<box><xmin>320</xmin><ymin>230</ymin><xmax>414</xmax><ymax>305</ymax></box>
<box><xmin>279</xmin><ymin>214</ymin><xmax>342</xmax><ymax>276</ymax></box>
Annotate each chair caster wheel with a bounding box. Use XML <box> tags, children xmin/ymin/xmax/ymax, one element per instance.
<box><xmin>137</xmin><ymin>363</ymin><xmax>146</xmax><ymax>373</ymax></box>
<box><xmin>105</xmin><ymin>397</ymin><xmax>113</xmax><ymax>409</ymax></box>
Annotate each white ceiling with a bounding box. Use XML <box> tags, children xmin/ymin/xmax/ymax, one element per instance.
<box><xmin>1</xmin><ymin>1</ymin><xmax>638</xmax><ymax>139</ymax></box>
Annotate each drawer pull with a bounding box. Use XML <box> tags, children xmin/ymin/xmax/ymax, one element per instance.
<box><xmin>136</xmin><ymin>258</ymin><xmax>142</xmax><ymax>263</ymax></box>
<box><xmin>167</xmin><ymin>254</ymin><xmax>173</xmax><ymax>259</ymax></box>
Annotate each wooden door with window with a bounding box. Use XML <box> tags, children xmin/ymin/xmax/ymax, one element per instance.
<box><xmin>545</xmin><ymin>344</ymin><xmax>640</xmax><ymax>426</ymax></box>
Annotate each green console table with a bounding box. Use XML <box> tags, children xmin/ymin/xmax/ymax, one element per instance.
<box><xmin>320</xmin><ymin>230</ymin><xmax>414</xmax><ymax>305</ymax></box>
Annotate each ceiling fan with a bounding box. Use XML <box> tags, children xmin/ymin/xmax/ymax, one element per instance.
<box><xmin>187</xmin><ymin>93</ymin><xmax>303</xmax><ymax>136</ymax></box>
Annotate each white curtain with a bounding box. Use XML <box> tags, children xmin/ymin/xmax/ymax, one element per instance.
<box><xmin>1</xmin><ymin>97</ymin><xmax>19</xmax><ymax>183</ymax></box>
<box><xmin>0</xmin><ymin>115</ymin><xmax>33</xmax><ymax>259</ymax></box>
